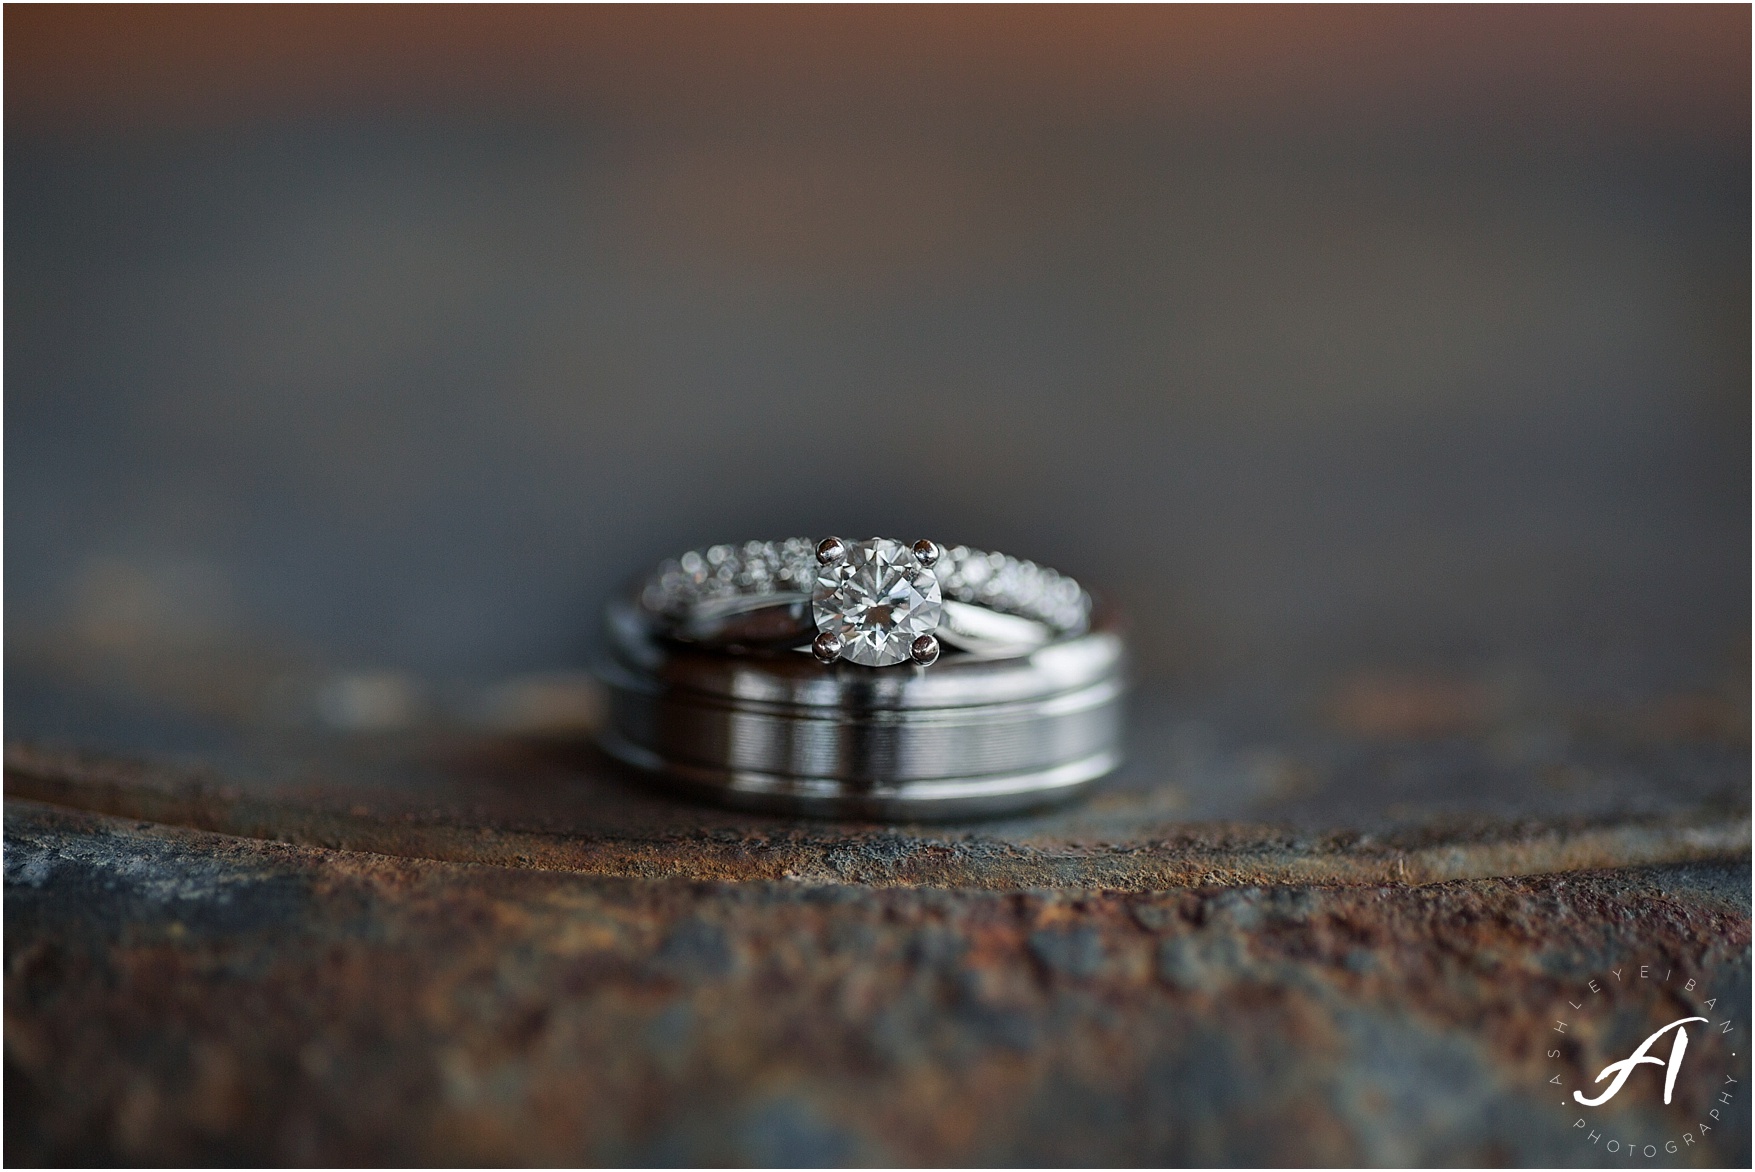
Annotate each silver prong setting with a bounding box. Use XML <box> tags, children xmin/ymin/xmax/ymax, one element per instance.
<box><xmin>813</xmin><ymin>631</ymin><xmax>844</xmax><ymax>664</ymax></box>
<box><xmin>911</xmin><ymin>538</ymin><xmax>940</xmax><ymax>568</ymax></box>
<box><xmin>910</xmin><ymin>634</ymin><xmax>940</xmax><ymax>666</ymax></box>
<box><xmin>816</xmin><ymin>537</ymin><xmax>847</xmax><ymax>565</ymax></box>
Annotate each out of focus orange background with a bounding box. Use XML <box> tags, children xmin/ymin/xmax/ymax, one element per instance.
<box><xmin>8</xmin><ymin>5</ymin><xmax>1748</xmax><ymax>135</ymax></box>
<box><xmin>6</xmin><ymin>4</ymin><xmax>1749</xmax><ymax>707</ymax></box>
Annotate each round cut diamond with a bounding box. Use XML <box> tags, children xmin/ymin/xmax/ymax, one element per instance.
<box><xmin>812</xmin><ymin>538</ymin><xmax>944</xmax><ymax>667</ymax></box>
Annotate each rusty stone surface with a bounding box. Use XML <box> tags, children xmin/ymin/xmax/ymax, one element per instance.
<box><xmin>5</xmin><ymin>739</ymin><xmax>1748</xmax><ymax>893</ymax></box>
<box><xmin>5</xmin><ymin>800</ymin><xmax>1749</xmax><ymax>1165</ymax></box>
<box><xmin>5</xmin><ymin>609</ymin><xmax>1751</xmax><ymax>891</ymax></box>
<box><xmin>5</xmin><ymin>644</ymin><xmax>1750</xmax><ymax>1165</ymax></box>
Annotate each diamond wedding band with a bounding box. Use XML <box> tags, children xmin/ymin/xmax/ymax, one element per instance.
<box><xmin>601</xmin><ymin>536</ymin><xmax>1124</xmax><ymax>818</ymax></box>
<box><xmin>639</xmin><ymin>537</ymin><xmax>1091</xmax><ymax>666</ymax></box>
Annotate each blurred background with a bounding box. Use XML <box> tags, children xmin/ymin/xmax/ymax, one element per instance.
<box><xmin>6</xmin><ymin>5</ymin><xmax>1749</xmax><ymax>747</ymax></box>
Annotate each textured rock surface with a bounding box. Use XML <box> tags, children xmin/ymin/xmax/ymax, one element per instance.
<box><xmin>4</xmin><ymin>658</ymin><xmax>1748</xmax><ymax>1163</ymax></box>
<box><xmin>5</xmin><ymin>800</ymin><xmax>1748</xmax><ymax>1165</ymax></box>
<box><xmin>5</xmin><ymin>706</ymin><xmax>1748</xmax><ymax>889</ymax></box>
<box><xmin>6</xmin><ymin>563</ymin><xmax>1749</xmax><ymax>1168</ymax></box>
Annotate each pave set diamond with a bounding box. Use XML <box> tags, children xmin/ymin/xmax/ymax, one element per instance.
<box><xmin>641</xmin><ymin>537</ymin><xmax>1089</xmax><ymax>666</ymax></box>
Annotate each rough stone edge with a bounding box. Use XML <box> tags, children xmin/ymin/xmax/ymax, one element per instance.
<box><xmin>6</xmin><ymin>742</ymin><xmax>1749</xmax><ymax>891</ymax></box>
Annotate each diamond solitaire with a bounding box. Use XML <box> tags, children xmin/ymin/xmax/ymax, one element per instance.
<box><xmin>811</xmin><ymin>537</ymin><xmax>945</xmax><ymax>667</ymax></box>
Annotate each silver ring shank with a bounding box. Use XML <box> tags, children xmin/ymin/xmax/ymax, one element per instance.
<box><xmin>597</xmin><ymin>598</ymin><xmax>1126</xmax><ymax>819</ymax></box>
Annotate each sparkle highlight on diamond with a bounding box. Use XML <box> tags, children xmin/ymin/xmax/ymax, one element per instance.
<box><xmin>811</xmin><ymin>538</ymin><xmax>944</xmax><ymax>667</ymax></box>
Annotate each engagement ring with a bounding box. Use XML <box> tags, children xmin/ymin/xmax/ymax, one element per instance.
<box><xmin>639</xmin><ymin>537</ymin><xmax>1090</xmax><ymax>667</ymax></box>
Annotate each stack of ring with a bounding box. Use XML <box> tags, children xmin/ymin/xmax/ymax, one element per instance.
<box><xmin>597</xmin><ymin>537</ymin><xmax>1126</xmax><ymax>818</ymax></box>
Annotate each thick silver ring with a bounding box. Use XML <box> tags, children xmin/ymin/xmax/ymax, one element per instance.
<box><xmin>597</xmin><ymin>596</ymin><xmax>1126</xmax><ymax>819</ymax></box>
<box><xmin>639</xmin><ymin>537</ymin><xmax>1091</xmax><ymax>667</ymax></box>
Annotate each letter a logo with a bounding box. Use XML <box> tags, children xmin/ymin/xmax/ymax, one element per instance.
<box><xmin>1574</xmin><ymin>1017</ymin><xmax>1708</xmax><ymax>1106</ymax></box>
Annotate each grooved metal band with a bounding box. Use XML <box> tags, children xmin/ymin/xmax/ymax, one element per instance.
<box><xmin>596</xmin><ymin>598</ymin><xmax>1126</xmax><ymax>819</ymax></box>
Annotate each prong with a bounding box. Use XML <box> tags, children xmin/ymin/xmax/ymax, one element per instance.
<box><xmin>910</xmin><ymin>634</ymin><xmax>940</xmax><ymax>666</ymax></box>
<box><xmin>911</xmin><ymin>538</ymin><xmax>940</xmax><ymax>568</ymax></box>
<box><xmin>816</xmin><ymin>537</ymin><xmax>847</xmax><ymax>565</ymax></box>
<box><xmin>812</xmin><ymin>631</ymin><xmax>844</xmax><ymax>664</ymax></box>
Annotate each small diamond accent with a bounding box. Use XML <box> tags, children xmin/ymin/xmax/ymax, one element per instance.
<box><xmin>812</xmin><ymin>538</ymin><xmax>944</xmax><ymax>667</ymax></box>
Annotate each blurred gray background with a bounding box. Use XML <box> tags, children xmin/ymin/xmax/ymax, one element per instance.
<box><xmin>6</xmin><ymin>6</ymin><xmax>1749</xmax><ymax>720</ymax></box>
